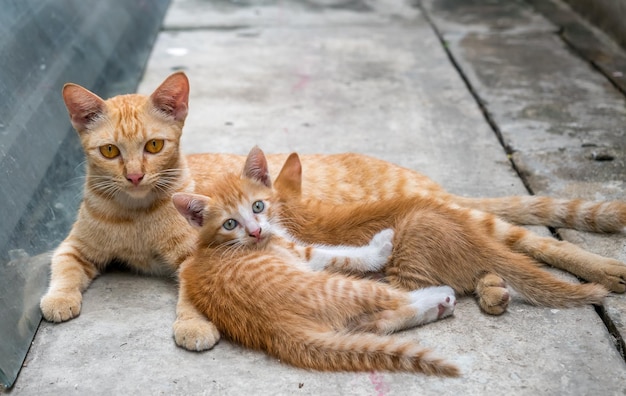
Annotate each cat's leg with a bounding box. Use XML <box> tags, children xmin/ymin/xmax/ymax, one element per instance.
<box><xmin>173</xmin><ymin>258</ymin><xmax>221</xmax><ymax>351</ymax></box>
<box><xmin>40</xmin><ymin>239</ymin><xmax>100</xmax><ymax>322</ymax></box>
<box><xmin>356</xmin><ymin>286</ymin><xmax>457</xmax><ymax>334</ymax></box>
<box><xmin>467</xmin><ymin>208</ymin><xmax>626</xmax><ymax>293</ymax></box>
<box><xmin>475</xmin><ymin>273</ymin><xmax>510</xmax><ymax>315</ymax></box>
<box><xmin>509</xmin><ymin>230</ymin><xmax>625</xmax><ymax>293</ymax></box>
<box><xmin>302</xmin><ymin>228</ymin><xmax>394</xmax><ymax>274</ymax></box>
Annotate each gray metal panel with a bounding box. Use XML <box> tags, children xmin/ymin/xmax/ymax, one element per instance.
<box><xmin>0</xmin><ymin>0</ymin><xmax>170</xmax><ymax>388</ymax></box>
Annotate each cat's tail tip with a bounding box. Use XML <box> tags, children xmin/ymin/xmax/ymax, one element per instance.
<box><xmin>288</xmin><ymin>330</ymin><xmax>461</xmax><ymax>376</ymax></box>
<box><xmin>417</xmin><ymin>355</ymin><xmax>461</xmax><ymax>377</ymax></box>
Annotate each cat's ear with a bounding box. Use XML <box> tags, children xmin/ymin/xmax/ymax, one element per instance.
<box><xmin>62</xmin><ymin>83</ymin><xmax>106</xmax><ymax>132</ymax></box>
<box><xmin>274</xmin><ymin>153</ymin><xmax>302</xmax><ymax>197</ymax></box>
<box><xmin>242</xmin><ymin>146</ymin><xmax>271</xmax><ymax>188</ymax></box>
<box><xmin>172</xmin><ymin>193</ymin><xmax>210</xmax><ymax>228</ymax></box>
<box><xmin>150</xmin><ymin>72</ymin><xmax>189</xmax><ymax>122</ymax></box>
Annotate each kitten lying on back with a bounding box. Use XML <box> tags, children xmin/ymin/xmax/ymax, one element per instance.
<box><xmin>273</xmin><ymin>152</ymin><xmax>608</xmax><ymax>315</ymax></box>
<box><xmin>173</xmin><ymin>147</ymin><xmax>459</xmax><ymax>376</ymax></box>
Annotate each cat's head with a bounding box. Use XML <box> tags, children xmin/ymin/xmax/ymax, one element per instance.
<box><xmin>62</xmin><ymin>72</ymin><xmax>190</xmax><ymax>205</ymax></box>
<box><xmin>173</xmin><ymin>146</ymin><xmax>278</xmax><ymax>249</ymax></box>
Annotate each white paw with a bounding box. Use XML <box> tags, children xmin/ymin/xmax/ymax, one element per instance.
<box><xmin>409</xmin><ymin>286</ymin><xmax>456</xmax><ymax>325</ymax></box>
<box><xmin>365</xmin><ymin>228</ymin><xmax>394</xmax><ymax>271</ymax></box>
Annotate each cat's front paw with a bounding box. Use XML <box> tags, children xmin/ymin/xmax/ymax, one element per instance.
<box><xmin>40</xmin><ymin>290</ymin><xmax>82</xmax><ymax>322</ymax></box>
<box><xmin>174</xmin><ymin>317</ymin><xmax>221</xmax><ymax>351</ymax></box>
<box><xmin>366</xmin><ymin>228</ymin><xmax>395</xmax><ymax>271</ymax></box>
<box><xmin>409</xmin><ymin>286</ymin><xmax>456</xmax><ymax>325</ymax></box>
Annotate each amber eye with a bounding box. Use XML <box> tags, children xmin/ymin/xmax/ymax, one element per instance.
<box><xmin>145</xmin><ymin>139</ymin><xmax>164</xmax><ymax>154</ymax></box>
<box><xmin>99</xmin><ymin>144</ymin><xmax>120</xmax><ymax>159</ymax></box>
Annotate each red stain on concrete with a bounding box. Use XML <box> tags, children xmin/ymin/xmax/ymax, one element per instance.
<box><xmin>292</xmin><ymin>73</ymin><xmax>310</xmax><ymax>92</ymax></box>
<box><xmin>369</xmin><ymin>371</ymin><xmax>389</xmax><ymax>396</ymax></box>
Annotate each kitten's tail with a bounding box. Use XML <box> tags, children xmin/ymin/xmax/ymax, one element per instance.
<box><xmin>493</xmin><ymin>256</ymin><xmax>609</xmax><ymax>308</ymax></box>
<box><xmin>450</xmin><ymin>195</ymin><xmax>626</xmax><ymax>233</ymax></box>
<box><xmin>275</xmin><ymin>329</ymin><xmax>459</xmax><ymax>376</ymax></box>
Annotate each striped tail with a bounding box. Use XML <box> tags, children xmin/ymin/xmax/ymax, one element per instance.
<box><xmin>274</xmin><ymin>329</ymin><xmax>459</xmax><ymax>377</ymax></box>
<box><xmin>451</xmin><ymin>195</ymin><xmax>626</xmax><ymax>233</ymax></box>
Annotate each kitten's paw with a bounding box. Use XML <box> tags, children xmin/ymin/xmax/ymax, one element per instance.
<box><xmin>366</xmin><ymin>228</ymin><xmax>394</xmax><ymax>270</ymax></box>
<box><xmin>40</xmin><ymin>290</ymin><xmax>82</xmax><ymax>322</ymax></box>
<box><xmin>371</xmin><ymin>228</ymin><xmax>394</xmax><ymax>249</ymax></box>
<box><xmin>410</xmin><ymin>286</ymin><xmax>456</xmax><ymax>325</ymax></box>
<box><xmin>174</xmin><ymin>318</ymin><xmax>221</xmax><ymax>351</ymax></box>
<box><xmin>596</xmin><ymin>259</ymin><xmax>626</xmax><ymax>293</ymax></box>
<box><xmin>476</xmin><ymin>273</ymin><xmax>509</xmax><ymax>315</ymax></box>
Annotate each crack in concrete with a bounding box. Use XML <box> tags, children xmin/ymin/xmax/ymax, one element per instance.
<box><xmin>417</xmin><ymin>0</ymin><xmax>626</xmax><ymax>363</ymax></box>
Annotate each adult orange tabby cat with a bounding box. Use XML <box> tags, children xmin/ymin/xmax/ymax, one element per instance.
<box><xmin>172</xmin><ymin>150</ymin><xmax>458</xmax><ymax>375</ymax></box>
<box><xmin>41</xmin><ymin>72</ymin><xmax>626</xmax><ymax>351</ymax></box>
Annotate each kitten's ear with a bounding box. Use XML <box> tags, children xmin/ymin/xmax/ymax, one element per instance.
<box><xmin>62</xmin><ymin>83</ymin><xmax>106</xmax><ymax>132</ymax></box>
<box><xmin>242</xmin><ymin>146</ymin><xmax>271</xmax><ymax>188</ymax></box>
<box><xmin>274</xmin><ymin>153</ymin><xmax>302</xmax><ymax>197</ymax></box>
<box><xmin>172</xmin><ymin>193</ymin><xmax>210</xmax><ymax>228</ymax></box>
<box><xmin>150</xmin><ymin>72</ymin><xmax>189</xmax><ymax>122</ymax></box>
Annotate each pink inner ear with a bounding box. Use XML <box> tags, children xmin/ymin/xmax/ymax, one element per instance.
<box><xmin>62</xmin><ymin>84</ymin><xmax>105</xmax><ymax>131</ymax></box>
<box><xmin>150</xmin><ymin>72</ymin><xmax>189</xmax><ymax>122</ymax></box>
<box><xmin>243</xmin><ymin>146</ymin><xmax>271</xmax><ymax>188</ymax></box>
<box><xmin>173</xmin><ymin>193</ymin><xmax>207</xmax><ymax>228</ymax></box>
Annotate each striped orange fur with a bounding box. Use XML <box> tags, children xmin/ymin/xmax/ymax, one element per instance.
<box><xmin>41</xmin><ymin>71</ymin><xmax>626</xmax><ymax>354</ymax></box>
<box><xmin>272</xmin><ymin>152</ymin><xmax>609</xmax><ymax>314</ymax></box>
<box><xmin>174</xmin><ymin>149</ymin><xmax>458</xmax><ymax>375</ymax></box>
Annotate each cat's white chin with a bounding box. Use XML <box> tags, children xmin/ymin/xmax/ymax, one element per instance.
<box><xmin>251</xmin><ymin>235</ymin><xmax>271</xmax><ymax>248</ymax></box>
<box><xmin>123</xmin><ymin>186</ymin><xmax>155</xmax><ymax>200</ymax></box>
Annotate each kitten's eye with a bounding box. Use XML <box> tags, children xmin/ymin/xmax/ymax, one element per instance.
<box><xmin>145</xmin><ymin>139</ymin><xmax>164</xmax><ymax>154</ymax></box>
<box><xmin>252</xmin><ymin>201</ymin><xmax>265</xmax><ymax>213</ymax></box>
<box><xmin>223</xmin><ymin>219</ymin><xmax>238</xmax><ymax>231</ymax></box>
<box><xmin>99</xmin><ymin>144</ymin><xmax>120</xmax><ymax>159</ymax></box>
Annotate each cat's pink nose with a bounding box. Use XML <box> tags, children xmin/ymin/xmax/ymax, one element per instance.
<box><xmin>248</xmin><ymin>228</ymin><xmax>262</xmax><ymax>241</ymax></box>
<box><xmin>126</xmin><ymin>173</ymin><xmax>144</xmax><ymax>186</ymax></box>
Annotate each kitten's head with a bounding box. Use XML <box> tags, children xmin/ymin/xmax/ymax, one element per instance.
<box><xmin>62</xmin><ymin>72</ymin><xmax>190</xmax><ymax>205</ymax></box>
<box><xmin>173</xmin><ymin>146</ymin><xmax>277</xmax><ymax>249</ymax></box>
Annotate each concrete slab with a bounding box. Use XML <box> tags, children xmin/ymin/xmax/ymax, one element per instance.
<box><xmin>139</xmin><ymin>24</ymin><xmax>523</xmax><ymax>197</ymax></box>
<box><xmin>8</xmin><ymin>0</ymin><xmax>626</xmax><ymax>394</ymax></box>
<box><xmin>15</xmin><ymin>272</ymin><xmax>624</xmax><ymax>395</ymax></box>
<box><xmin>422</xmin><ymin>0</ymin><xmax>626</xmax><ymax>360</ymax></box>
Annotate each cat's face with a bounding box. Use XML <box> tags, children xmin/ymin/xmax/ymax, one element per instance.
<box><xmin>207</xmin><ymin>178</ymin><xmax>275</xmax><ymax>248</ymax></box>
<box><xmin>173</xmin><ymin>176</ymin><xmax>276</xmax><ymax>249</ymax></box>
<box><xmin>79</xmin><ymin>95</ymin><xmax>184</xmax><ymax>202</ymax></box>
<box><xmin>173</xmin><ymin>146</ymin><xmax>283</xmax><ymax>249</ymax></box>
<box><xmin>62</xmin><ymin>72</ymin><xmax>189</xmax><ymax>204</ymax></box>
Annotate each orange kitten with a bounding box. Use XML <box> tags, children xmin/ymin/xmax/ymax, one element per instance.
<box><xmin>173</xmin><ymin>147</ymin><xmax>458</xmax><ymax>375</ymax></box>
<box><xmin>273</xmin><ymin>152</ymin><xmax>609</xmax><ymax>314</ymax></box>
<box><xmin>42</xmin><ymin>71</ymin><xmax>625</xmax><ymax>353</ymax></box>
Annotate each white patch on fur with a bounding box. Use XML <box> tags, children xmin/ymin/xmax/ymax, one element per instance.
<box><xmin>306</xmin><ymin>228</ymin><xmax>394</xmax><ymax>272</ymax></box>
<box><xmin>408</xmin><ymin>286</ymin><xmax>456</xmax><ymax>325</ymax></box>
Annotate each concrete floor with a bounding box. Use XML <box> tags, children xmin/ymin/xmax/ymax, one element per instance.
<box><xmin>8</xmin><ymin>0</ymin><xmax>626</xmax><ymax>394</ymax></box>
